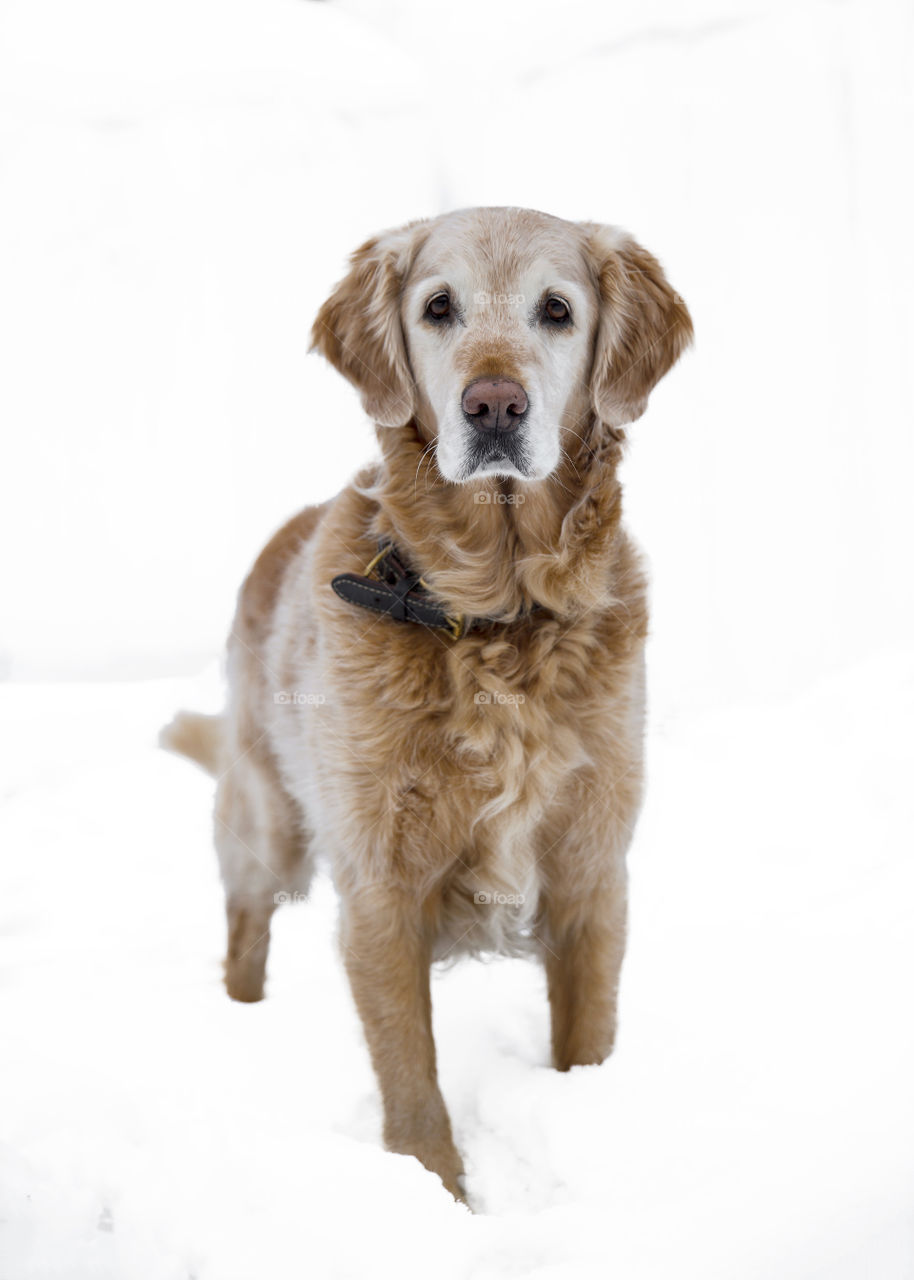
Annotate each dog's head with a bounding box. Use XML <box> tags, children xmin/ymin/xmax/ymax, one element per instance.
<box><xmin>312</xmin><ymin>208</ymin><xmax>692</xmax><ymax>484</ymax></box>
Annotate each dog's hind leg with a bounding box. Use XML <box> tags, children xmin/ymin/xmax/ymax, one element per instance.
<box><xmin>214</xmin><ymin>744</ymin><xmax>310</xmax><ymax>1003</ymax></box>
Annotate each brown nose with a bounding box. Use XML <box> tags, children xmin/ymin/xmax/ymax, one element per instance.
<box><xmin>461</xmin><ymin>377</ymin><xmax>528</xmax><ymax>432</ymax></box>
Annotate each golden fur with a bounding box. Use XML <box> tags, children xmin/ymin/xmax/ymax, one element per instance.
<box><xmin>161</xmin><ymin>207</ymin><xmax>692</xmax><ymax>1203</ymax></box>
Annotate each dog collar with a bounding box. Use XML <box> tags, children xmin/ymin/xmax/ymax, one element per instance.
<box><xmin>331</xmin><ymin>541</ymin><xmax>471</xmax><ymax>640</ymax></box>
<box><xmin>332</xmin><ymin>541</ymin><xmax>545</xmax><ymax>640</ymax></box>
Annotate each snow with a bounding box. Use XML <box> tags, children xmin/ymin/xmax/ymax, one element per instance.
<box><xmin>1</xmin><ymin>0</ymin><xmax>913</xmax><ymax>1275</ymax></box>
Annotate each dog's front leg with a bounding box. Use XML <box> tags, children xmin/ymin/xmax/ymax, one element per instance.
<box><xmin>542</xmin><ymin>868</ymin><xmax>629</xmax><ymax>1072</ymax></box>
<box><xmin>340</xmin><ymin>887</ymin><xmax>465</xmax><ymax>1201</ymax></box>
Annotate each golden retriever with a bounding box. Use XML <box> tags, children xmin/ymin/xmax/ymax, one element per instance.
<box><xmin>162</xmin><ymin>207</ymin><xmax>692</xmax><ymax>1203</ymax></box>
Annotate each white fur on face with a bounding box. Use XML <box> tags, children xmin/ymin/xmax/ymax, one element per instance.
<box><xmin>403</xmin><ymin>257</ymin><xmax>595</xmax><ymax>485</ymax></box>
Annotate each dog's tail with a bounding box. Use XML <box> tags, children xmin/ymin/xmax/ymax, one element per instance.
<box><xmin>159</xmin><ymin>711</ymin><xmax>225</xmax><ymax>777</ymax></box>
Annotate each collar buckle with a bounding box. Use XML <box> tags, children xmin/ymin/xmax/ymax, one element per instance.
<box><xmin>360</xmin><ymin>541</ymin><xmax>466</xmax><ymax>640</ymax></box>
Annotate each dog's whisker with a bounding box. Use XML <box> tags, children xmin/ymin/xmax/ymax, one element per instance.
<box><xmin>413</xmin><ymin>440</ymin><xmax>437</xmax><ymax>494</ymax></box>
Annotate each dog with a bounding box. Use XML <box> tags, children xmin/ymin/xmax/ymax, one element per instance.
<box><xmin>161</xmin><ymin>207</ymin><xmax>692</xmax><ymax>1203</ymax></box>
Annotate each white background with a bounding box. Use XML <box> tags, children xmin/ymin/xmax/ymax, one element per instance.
<box><xmin>1</xmin><ymin>1</ymin><xmax>912</xmax><ymax>1276</ymax></box>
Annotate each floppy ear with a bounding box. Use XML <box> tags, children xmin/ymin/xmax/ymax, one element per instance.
<box><xmin>310</xmin><ymin>223</ymin><xmax>424</xmax><ymax>427</ymax></box>
<box><xmin>584</xmin><ymin>225</ymin><xmax>693</xmax><ymax>428</ymax></box>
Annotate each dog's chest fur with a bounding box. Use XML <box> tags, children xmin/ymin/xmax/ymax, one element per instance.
<box><xmin>265</xmin><ymin>530</ymin><xmax>645</xmax><ymax>960</ymax></box>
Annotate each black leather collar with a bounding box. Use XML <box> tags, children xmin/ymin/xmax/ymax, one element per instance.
<box><xmin>333</xmin><ymin>540</ymin><xmax>537</xmax><ymax>640</ymax></box>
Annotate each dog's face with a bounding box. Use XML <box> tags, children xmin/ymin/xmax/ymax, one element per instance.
<box><xmin>312</xmin><ymin>208</ymin><xmax>691</xmax><ymax>485</ymax></box>
<box><xmin>403</xmin><ymin>213</ymin><xmax>599</xmax><ymax>482</ymax></box>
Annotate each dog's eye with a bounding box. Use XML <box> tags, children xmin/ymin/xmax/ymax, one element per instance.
<box><xmin>425</xmin><ymin>292</ymin><xmax>451</xmax><ymax>321</ymax></box>
<box><xmin>543</xmin><ymin>296</ymin><xmax>571</xmax><ymax>325</ymax></box>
